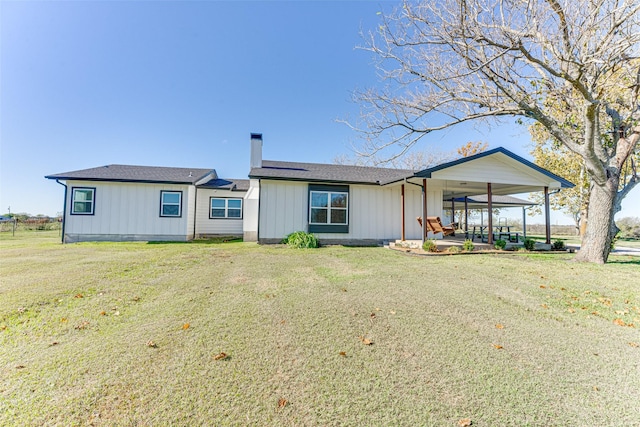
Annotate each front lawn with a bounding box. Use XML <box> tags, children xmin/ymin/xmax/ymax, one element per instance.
<box><xmin>1</xmin><ymin>233</ymin><xmax>639</xmax><ymax>426</ymax></box>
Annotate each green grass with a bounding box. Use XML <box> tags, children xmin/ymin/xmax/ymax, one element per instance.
<box><xmin>1</xmin><ymin>232</ymin><xmax>639</xmax><ymax>426</ymax></box>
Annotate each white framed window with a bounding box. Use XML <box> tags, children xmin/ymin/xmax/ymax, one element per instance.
<box><xmin>309</xmin><ymin>191</ymin><xmax>348</xmax><ymax>225</ymax></box>
<box><xmin>71</xmin><ymin>187</ymin><xmax>95</xmax><ymax>215</ymax></box>
<box><xmin>210</xmin><ymin>198</ymin><xmax>243</xmax><ymax>219</ymax></box>
<box><xmin>160</xmin><ymin>191</ymin><xmax>182</xmax><ymax>217</ymax></box>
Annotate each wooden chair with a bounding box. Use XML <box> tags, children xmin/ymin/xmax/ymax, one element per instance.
<box><xmin>426</xmin><ymin>216</ymin><xmax>456</xmax><ymax>236</ymax></box>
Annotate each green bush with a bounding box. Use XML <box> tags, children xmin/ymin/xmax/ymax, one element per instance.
<box><xmin>462</xmin><ymin>239</ymin><xmax>474</xmax><ymax>252</ymax></box>
<box><xmin>422</xmin><ymin>239</ymin><xmax>438</xmax><ymax>252</ymax></box>
<box><xmin>282</xmin><ymin>231</ymin><xmax>319</xmax><ymax>248</ymax></box>
<box><xmin>494</xmin><ymin>239</ymin><xmax>507</xmax><ymax>250</ymax></box>
<box><xmin>446</xmin><ymin>245</ymin><xmax>461</xmax><ymax>254</ymax></box>
<box><xmin>552</xmin><ymin>239</ymin><xmax>566</xmax><ymax>251</ymax></box>
<box><xmin>523</xmin><ymin>238</ymin><xmax>536</xmax><ymax>251</ymax></box>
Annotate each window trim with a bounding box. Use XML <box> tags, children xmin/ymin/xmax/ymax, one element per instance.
<box><xmin>308</xmin><ymin>184</ymin><xmax>349</xmax><ymax>233</ymax></box>
<box><xmin>159</xmin><ymin>190</ymin><xmax>183</xmax><ymax>218</ymax></box>
<box><xmin>209</xmin><ymin>197</ymin><xmax>243</xmax><ymax>219</ymax></box>
<box><xmin>70</xmin><ymin>187</ymin><xmax>96</xmax><ymax>215</ymax></box>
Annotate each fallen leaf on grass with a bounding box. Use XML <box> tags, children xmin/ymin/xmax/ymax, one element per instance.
<box><xmin>613</xmin><ymin>318</ymin><xmax>627</xmax><ymax>327</ymax></box>
<box><xmin>593</xmin><ymin>386</ymin><xmax>599</xmax><ymax>391</ymax></box>
<box><xmin>339</xmin><ymin>351</ymin><xmax>347</xmax><ymax>357</ymax></box>
<box><xmin>628</xmin><ymin>342</ymin><xmax>639</xmax><ymax>348</ymax></box>
<box><xmin>360</xmin><ymin>336</ymin><xmax>373</xmax><ymax>345</ymax></box>
<box><xmin>182</xmin><ymin>323</ymin><xmax>190</xmax><ymax>330</ymax></box>
<box><xmin>277</xmin><ymin>398</ymin><xmax>288</xmax><ymax>408</ymax></box>
<box><xmin>60</xmin><ymin>317</ymin><xmax>67</xmax><ymax>322</ymax></box>
<box><xmin>147</xmin><ymin>341</ymin><xmax>157</xmax><ymax>348</ymax></box>
<box><xmin>75</xmin><ymin>321</ymin><xmax>90</xmax><ymax>330</ymax></box>
<box><xmin>492</xmin><ymin>344</ymin><xmax>503</xmax><ymax>350</ymax></box>
<box><xmin>540</xmin><ymin>304</ymin><xmax>548</xmax><ymax>309</ymax></box>
<box><xmin>0</xmin><ymin>325</ymin><xmax>6</xmax><ymax>331</ymax></box>
<box><xmin>615</xmin><ymin>310</ymin><xmax>628</xmax><ymax>315</ymax></box>
<box><xmin>370</xmin><ymin>312</ymin><xmax>376</xmax><ymax>319</ymax></box>
<box><xmin>213</xmin><ymin>352</ymin><xmax>229</xmax><ymax>360</ymax></box>
<box><xmin>49</xmin><ymin>341</ymin><xmax>58</xmax><ymax>347</ymax></box>
<box><xmin>568</xmin><ymin>308</ymin><xmax>576</xmax><ymax>313</ymax></box>
<box><xmin>15</xmin><ymin>365</ymin><xmax>25</xmax><ymax>369</ymax></box>
<box><xmin>74</xmin><ymin>294</ymin><xmax>83</xmax><ymax>299</ymax></box>
<box><xmin>495</xmin><ymin>324</ymin><xmax>504</xmax><ymax>329</ymax></box>
<box><xmin>99</xmin><ymin>311</ymin><xmax>106</xmax><ymax>316</ymax></box>
<box><xmin>132</xmin><ymin>296</ymin><xmax>140</xmax><ymax>302</ymax></box>
<box><xmin>17</xmin><ymin>307</ymin><xmax>26</xmax><ymax>313</ymax></box>
<box><xmin>539</xmin><ymin>285</ymin><xmax>546</xmax><ymax>289</ymax></box>
<box><xmin>458</xmin><ymin>418</ymin><xmax>472</xmax><ymax>426</ymax></box>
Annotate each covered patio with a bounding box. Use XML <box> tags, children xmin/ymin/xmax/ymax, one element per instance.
<box><xmin>392</xmin><ymin>148</ymin><xmax>574</xmax><ymax>246</ymax></box>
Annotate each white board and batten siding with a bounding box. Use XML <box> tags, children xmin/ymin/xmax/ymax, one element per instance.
<box><xmin>195</xmin><ymin>188</ymin><xmax>245</xmax><ymax>237</ymax></box>
<box><xmin>432</xmin><ymin>155</ymin><xmax>559</xmax><ymax>187</ymax></box>
<box><xmin>258</xmin><ymin>180</ymin><xmax>442</xmax><ymax>243</ymax></box>
<box><xmin>64</xmin><ymin>180</ymin><xmax>192</xmax><ymax>242</ymax></box>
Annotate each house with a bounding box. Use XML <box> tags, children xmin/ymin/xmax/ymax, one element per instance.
<box><xmin>45</xmin><ymin>165</ymin><xmax>247</xmax><ymax>243</ymax></box>
<box><xmin>46</xmin><ymin>133</ymin><xmax>573</xmax><ymax>244</ymax></box>
<box><xmin>246</xmin><ymin>134</ymin><xmax>573</xmax><ymax>245</ymax></box>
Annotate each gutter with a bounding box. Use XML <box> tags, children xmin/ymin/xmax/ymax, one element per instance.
<box><xmin>55</xmin><ymin>180</ymin><xmax>67</xmax><ymax>244</ymax></box>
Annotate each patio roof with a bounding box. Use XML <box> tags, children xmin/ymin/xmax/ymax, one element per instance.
<box><xmin>443</xmin><ymin>194</ymin><xmax>537</xmax><ymax>209</ymax></box>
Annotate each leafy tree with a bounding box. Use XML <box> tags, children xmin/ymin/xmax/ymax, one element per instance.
<box><xmin>350</xmin><ymin>0</ymin><xmax>640</xmax><ymax>263</ymax></box>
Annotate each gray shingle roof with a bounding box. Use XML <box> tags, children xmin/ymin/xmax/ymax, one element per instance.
<box><xmin>250</xmin><ymin>160</ymin><xmax>414</xmax><ymax>185</ymax></box>
<box><xmin>45</xmin><ymin>164</ymin><xmax>215</xmax><ymax>185</ymax></box>
<box><xmin>198</xmin><ymin>178</ymin><xmax>249</xmax><ymax>191</ymax></box>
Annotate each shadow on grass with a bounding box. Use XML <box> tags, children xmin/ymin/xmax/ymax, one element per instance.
<box><xmin>147</xmin><ymin>237</ymin><xmax>243</xmax><ymax>245</ymax></box>
<box><xmin>607</xmin><ymin>257</ymin><xmax>640</xmax><ymax>265</ymax></box>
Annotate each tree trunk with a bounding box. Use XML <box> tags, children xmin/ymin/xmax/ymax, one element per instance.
<box><xmin>575</xmin><ymin>175</ymin><xmax>619</xmax><ymax>264</ymax></box>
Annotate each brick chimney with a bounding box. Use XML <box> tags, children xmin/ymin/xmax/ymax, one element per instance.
<box><xmin>250</xmin><ymin>133</ymin><xmax>263</xmax><ymax>169</ymax></box>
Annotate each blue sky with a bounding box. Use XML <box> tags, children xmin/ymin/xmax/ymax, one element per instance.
<box><xmin>1</xmin><ymin>0</ymin><xmax>638</xmax><ymax>224</ymax></box>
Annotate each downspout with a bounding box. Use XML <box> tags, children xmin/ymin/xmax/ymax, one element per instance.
<box><xmin>401</xmin><ymin>183</ymin><xmax>405</xmax><ymax>241</ymax></box>
<box><xmin>193</xmin><ymin>186</ymin><xmax>198</xmax><ymax>240</ymax></box>
<box><xmin>257</xmin><ymin>179</ymin><xmax>262</xmax><ymax>243</ymax></box>
<box><xmin>55</xmin><ymin>180</ymin><xmax>67</xmax><ymax>244</ymax></box>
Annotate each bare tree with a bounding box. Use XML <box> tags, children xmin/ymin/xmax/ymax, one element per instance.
<box><xmin>349</xmin><ymin>0</ymin><xmax>640</xmax><ymax>263</ymax></box>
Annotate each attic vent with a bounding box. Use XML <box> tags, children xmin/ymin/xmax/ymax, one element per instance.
<box><xmin>189</xmin><ymin>172</ymin><xmax>193</xmax><ymax>177</ymax></box>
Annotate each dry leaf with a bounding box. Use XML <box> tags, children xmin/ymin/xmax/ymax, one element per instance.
<box><xmin>147</xmin><ymin>340</ymin><xmax>157</xmax><ymax>348</ymax></box>
<box><xmin>17</xmin><ymin>307</ymin><xmax>26</xmax><ymax>313</ymax></box>
<box><xmin>182</xmin><ymin>323</ymin><xmax>190</xmax><ymax>330</ymax></box>
<box><xmin>458</xmin><ymin>418</ymin><xmax>472</xmax><ymax>426</ymax></box>
<box><xmin>0</xmin><ymin>325</ymin><xmax>6</xmax><ymax>331</ymax></box>
<box><xmin>628</xmin><ymin>342</ymin><xmax>639</xmax><ymax>348</ymax></box>
<box><xmin>99</xmin><ymin>311</ymin><xmax>106</xmax><ymax>316</ymax></box>
<box><xmin>277</xmin><ymin>398</ymin><xmax>288</xmax><ymax>408</ymax></box>
<box><xmin>540</xmin><ymin>285</ymin><xmax>546</xmax><ymax>289</ymax></box>
<box><xmin>339</xmin><ymin>351</ymin><xmax>347</xmax><ymax>357</ymax></box>
<box><xmin>370</xmin><ymin>312</ymin><xmax>376</xmax><ymax>319</ymax></box>
<box><xmin>132</xmin><ymin>296</ymin><xmax>140</xmax><ymax>302</ymax></box>
<box><xmin>15</xmin><ymin>365</ymin><xmax>26</xmax><ymax>369</ymax></box>
<box><xmin>492</xmin><ymin>344</ymin><xmax>503</xmax><ymax>350</ymax></box>
<box><xmin>74</xmin><ymin>294</ymin><xmax>83</xmax><ymax>299</ymax></box>
<box><xmin>613</xmin><ymin>318</ymin><xmax>626</xmax><ymax>327</ymax></box>
<box><xmin>49</xmin><ymin>341</ymin><xmax>59</xmax><ymax>347</ymax></box>
<box><xmin>60</xmin><ymin>317</ymin><xmax>67</xmax><ymax>322</ymax></box>
<box><xmin>341</xmin><ymin>288</ymin><xmax>347</xmax><ymax>292</ymax></box>
<box><xmin>615</xmin><ymin>310</ymin><xmax>627</xmax><ymax>315</ymax></box>
<box><xmin>593</xmin><ymin>386</ymin><xmax>599</xmax><ymax>391</ymax></box>
<box><xmin>541</xmin><ymin>304</ymin><xmax>548</xmax><ymax>309</ymax></box>
<box><xmin>113</xmin><ymin>311</ymin><xmax>120</xmax><ymax>316</ymax></box>
<box><xmin>75</xmin><ymin>321</ymin><xmax>89</xmax><ymax>330</ymax></box>
<box><xmin>213</xmin><ymin>352</ymin><xmax>229</xmax><ymax>360</ymax></box>
<box><xmin>360</xmin><ymin>336</ymin><xmax>373</xmax><ymax>345</ymax></box>
<box><xmin>495</xmin><ymin>324</ymin><xmax>504</xmax><ymax>329</ymax></box>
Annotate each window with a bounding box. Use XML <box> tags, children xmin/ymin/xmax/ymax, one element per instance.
<box><xmin>71</xmin><ymin>187</ymin><xmax>95</xmax><ymax>215</ymax></box>
<box><xmin>308</xmin><ymin>184</ymin><xmax>349</xmax><ymax>233</ymax></box>
<box><xmin>210</xmin><ymin>198</ymin><xmax>243</xmax><ymax>219</ymax></box>
<box><xmin>160</xmin><ymin>191</ymin><xmax>182</xmax><ymax>217</ymax></box>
